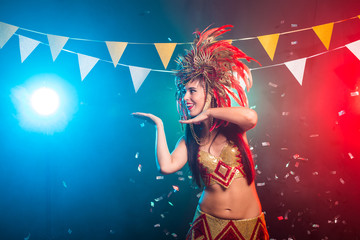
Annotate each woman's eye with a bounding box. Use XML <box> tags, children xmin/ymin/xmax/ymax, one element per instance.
<box><xmin>190</xmin><ymin>90</ymin><xmax>196</xmax><ymax>93</ymax></box>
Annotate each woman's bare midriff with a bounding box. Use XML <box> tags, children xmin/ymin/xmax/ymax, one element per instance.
<box><xmin>198</xmin><ymin>177</ymin><xmax>262</xmax><ymax>220</ymax></box>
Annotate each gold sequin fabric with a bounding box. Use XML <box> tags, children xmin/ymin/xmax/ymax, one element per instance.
<box><xmin>198</xmin><ymin>142</ymin><xmax>246</xmax><ymax>188</ymax></box>
<box><xmin>186</xmin><ymin>206</ymin><xmax>269</xmax><ymax>240</ymax></box>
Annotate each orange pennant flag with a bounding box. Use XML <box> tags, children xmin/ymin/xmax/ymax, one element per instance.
<box><xmin>106</xmin><ymin>41</ymin><xmax>128</xmax><ymax>67</ymax></box>
<box><xmin>312</xmin><ymin>23</ymin><xmax>334</xmax><ymax>50</ymax></box>
<box><xmin>257</xmin><ymin>33</ymin><xmax>279</xmax><ymax>61</ymax></box>
<box><xmin>154</xmin><ymin>43</ymin><xmax>177</xmax><ymax>69</ymax></box>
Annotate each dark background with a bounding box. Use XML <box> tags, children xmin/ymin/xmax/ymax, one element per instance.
<box><xmin>1</xmin><ymin>0</ymin><xmax>360</xmax><ymax>239</ymax></box>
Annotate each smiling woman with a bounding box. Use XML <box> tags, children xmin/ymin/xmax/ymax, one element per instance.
<box><xmin>133</xmin><ymin>25</ymin><xmax>268</xmax><ymax>240</ymax></box>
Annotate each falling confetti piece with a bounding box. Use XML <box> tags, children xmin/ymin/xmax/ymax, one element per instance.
<box><xmin>294</xmin><ymin>176</ymin><xmax>300</xmax><ymax>183</ymax></box>
<box><xmin>262</xmin><ymin>142</ymin><xmax>270</xmax><ymax>147</ymax></box>
<box><xmin>338</xmin><ymin>110</ymin><xmax>346</xmax><ymax>116</ymax></box>
<box><xmin>284</xmin><ymin>173</ymin><xmax>290</xmax><ymax>179</ymax></box>
<box><xmin>168</xmin><ymin>201</ymin><xmax>174</xmax><ymax>206</ymax></box>
<box><xmin>312</xmin><ymin>172</ymin><xmax>319</xmax><ymax>175</ymax></box>
<box><xmin>140</xmin><ymin>123</ymin><xmax>145</xmax><ymax>127</ymax></box>
<box><xmin>348</xmin><ymin>153</ymin><xmax>354</xmax><ymax>159</ymax></box>
<box><xmin>291</xmin><ymin>41</ymin><xmax>298</xmax><ymax>45</ymax></box>
<box><xmin>286</xmin><ymin>161</ymin><xmax>290</xmax><ymax>168</ymax></box>
<box><xmin>151</xmin><ymin>202</ymin><xmax>154</xmax><ymax>207</ymax></box>
<box><xmin>62</xmin><ymin>181</ymin><xmax>67</xmax><ymax>188</ymax></box>
<box><xmin>68</xmin><ymin>229</ymin><xmax>72</xmax><ymax>234</ymax></box>
<box><xmin>196</xmin><ymin>192</ymin><xmax>202</xmax><ymax>198</ymax></box>
<box><xmin>156</xmin><ymin>176</ymin><xmax>164</xmax><ymax>180</ymax></box>
<box><xmin>257</xmin><ymin>182</ymin><xmax>265</xmax><ymax>187</ymax></box>
<box><xmin>154</xmin><ymin>224</ymin><xmax>160</xmax><ymax>228</ymax></box>
<box><xmin>268</xmin><ymin>82</ymin><xmax>278</xmax><ymax>88</ymax></box>
<box><xmin>282</xmin><ymin>112</ymin><xmax>290</xmax><ymax>116</ymax></box>
<box><xmin>331</xmin><ymin>171</ymin><xmax>337</xmax><ymax>175</ymax></box>
<box><xmin>281</xmin><ymin>93</ymin><xmax>286</xmax><ymax>97</ymax></box>
<box><xmin>350</xmin><ymin>91</ymin><xmax>359</xmax><ymax>96</ymax></box>
<box><xmin>281</xmin><ymin>148</ymin><xmax>288</xmax><ymax>150</ymax></box>
<box><xmin>274</xmin><ymin>174</ymin><xmax>279</xmax><ymax>180</ymax></box>
<box><xmin>178</xmin><ymin>177</ymin><xmax>185</xmax><ymax>181</ymax></box>
<box><xmin>160</xmin><ymin>214</ymin><xmax>165</xmax><ymax>218</ymax></box>
<box><xmin>155</xmin><ymin>196</ymin><xmax>163</xmax><ymax>202</ymax></box>
<box><xmin>309</xmin><ymin>134</ymin><xmax>319</xmax><ymax>138</ymax></box>
<box><xmin>171</xmin><ymin>233</ymin><xmax>178</xmax><ymax>238</ymax></box>
<box><xmin>293</xmin><ymin>154</ymin><xmax>300</xmax><ymax>159</ymax></box>
<box><xmin>291</xmin><ymin>24</ymin><xmax>298</xmax><ymax>27</ymax></box>
<box><xmin>168</xmin><ymin>37</ymin><xmax>172</xmax><ymax>42</ymax></box>
<box><xmin>339</xmin><ymin>178</ymin><xmax>345</xmax><ymax>184</ymax></box>
<box><xmin>295</xmin><ymin>162</ymin><xmax>299</xmax><ymax>168</ymax></box>
<box><xmin>172</xmin><ymin>185</ymin><xmax>179</xmax><ymax>192</ymax></box>
<box><xmin>135</xmin><ymin>152</ymin><xmax>139</xmax><ymax>158</ymax></box>
<box><xmin>24</xmin><ymin>233</ymin><xmax>31</xmax><ymax>240</ymax></box>
<box><xmin>176</xmin><ymin>171</ymin><xmax>183</xmax><ymax>175</ymax></box>
<box><xmin>312</xmin><ymin>224</ymin><xmax>320</xmax><ymax>228</ymax></box>
<box><xmin>138</xmin><ymin>164</ymin><xmax>142</xmax><ymax>172</ymax></box>
<box><xmin>278</xmin><ymin>216</ymin><xmax>284</xmax><ymax>221</ymax></box>
<box><xmin>250</xmin><ymin>105</ymin><xmax>256</xmax><ymax>109</ymax></box>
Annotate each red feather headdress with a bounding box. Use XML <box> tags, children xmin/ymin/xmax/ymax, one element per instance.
<box><xmin>175</xmin><ymin>25</ymin><xmax>260</xmax><ymax>130</ymax></box>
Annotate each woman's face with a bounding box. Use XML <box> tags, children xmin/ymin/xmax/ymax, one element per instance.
<box><xmin>183</xmin><ymin>79</ymin><xmax>206</xmax><ymax>117</ymax></box>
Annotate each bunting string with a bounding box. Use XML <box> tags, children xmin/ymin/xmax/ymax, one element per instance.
<box><xmin>1</xmin><ymin>14</ymin><xmax>360</xmax><ymax>91</ymax></box>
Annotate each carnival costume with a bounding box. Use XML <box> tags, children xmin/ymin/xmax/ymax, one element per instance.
<box><xmin>176</xmin><ymin>25</ymin><xmax>269</xmax><ymax>240</ymax></box>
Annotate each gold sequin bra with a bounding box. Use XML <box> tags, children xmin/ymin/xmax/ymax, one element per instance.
<box><xmin>198</xmin><ymin>141</ymin><xmax>246</xmax><ymax>188</ymax></box>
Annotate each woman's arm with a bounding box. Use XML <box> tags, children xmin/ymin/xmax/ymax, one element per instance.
<box><xmin>132</xmin><ymin>112</ymin><xmax>188</xmax><ymax>174</ymax></box>
<box><xmin>208</xmin><ymin>107</ymin><xmax>257</xmax><ymax>131</ymax></box>
<box><xmin>179</xmin><ymin>107</ymin><xmax>257</xmax><ymax>132</ymax></box>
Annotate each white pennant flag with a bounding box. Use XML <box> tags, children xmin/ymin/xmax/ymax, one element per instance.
<box><xmin>105</xmin><ymin>41</ymin><xmax>127</xmax><ymax>67</ymax></box>
<box><xmin>47</xmin><ymin>34</ymin><xmax>69</xmax><ymax>61</ymax></box>
<box><xmin>346</xmin><ymin>40</ymin><xmax>360</xmax><ymax>61</ymax></box>
<box><xmin>19</xmin><ymin>35</ymin><xmax>40</xmax><ymax>63</ymax></box>
<box><xmin>77</xmin><ymin>53</ymin><xmax>99</xmax><ymax>81</ymax></box>
<box><xmin>0</xmin><ymin>22</ymin><xmax>19</xmax><ymax>48</ymax></box>
<box><xmin>129</xmin><ymin>66</ymin><xmax>151</xmax><ymax>93</ymax></box>
<box><xmin>284</xmin><ymin>58</ymin><xmax>307</xmax><ymax>86</ymax></box>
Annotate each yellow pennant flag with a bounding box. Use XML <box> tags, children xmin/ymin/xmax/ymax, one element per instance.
<box><xmin>257</xmin><ymin>33</ymin><xmax>279</xmax><ymax>61</ymax></box>
<box><xmin>312</xmin><ymin>23</ymin><xmax>334</xmax><ymax>50</ymax></box>
<box><xmin>106</xmin><ymin>41</ymin><xmax>128</xmax><ymax>67</ymax></box>
<box><xmin>154</xmin><ymin>43</ymin><xmax>177</xmax><ymax>69</ymax></box>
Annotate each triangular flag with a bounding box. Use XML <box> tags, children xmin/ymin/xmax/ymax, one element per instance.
<box><xmin>257</xmin><ymin>33</ymin><xmax>279</xmax><ymax>61</ymax></box>
<box><xmin>284</xmin><ymin>58</ymin><xmax>307</xmax><ymax>86</ymax></box>
<box><xmin>154</xmin><ymin>43</ymin><xmax>177</xmax><ymax>69</ymax></box>
<box><xmin>47</xmin><ymin>34</ymin><xmax>69</xmax><ymax>61</ymax></box>
<box><xmin>105</xmin><ymin>41</ymin><xmax>128</xmax><ymax>67</ymax></box>
<box><xmin>77</xmin><ymin>53</ymin><xmax>99</xmax><ymax>81</ymax></box>
<box><xmin>0</xmin><ymin>22</ymin><xmax>19</xmax><ymax>48</ymax></box>
<box><xmin>312</xmin><ymin>23</ymin><xmax>334</xmax><ymax>50</ymax></box>
<box><xmin>129</xmin><ymin>66</ymin><xmax>151</xmax><ymax>93</ymax></box>
<box><xmin>19</xmin><ymin>35</ymin><xmax>40</xmax><ymax>63</ymax></box>
<box><xmin>346</xmin><ymin>40</ymin><xmax>360</xmax><ymax>61</ymax></box>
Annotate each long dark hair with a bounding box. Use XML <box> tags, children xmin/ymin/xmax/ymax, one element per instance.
<box><xmin>185</xmin><ymin>122</ymin><xmax>255</xmax><ymax>187</ymax></box>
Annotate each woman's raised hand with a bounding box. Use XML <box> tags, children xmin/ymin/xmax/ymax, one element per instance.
<box><xmin>132</xmin><ymin>112</ymin><xmax>163</xmax><ymax>126</ymax></box>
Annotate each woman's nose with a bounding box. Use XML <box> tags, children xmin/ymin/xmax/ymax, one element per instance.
<box><xmin>183</xmin><ymin>91</ymin><xmax>190</xmax><ymax>101</ymax></box>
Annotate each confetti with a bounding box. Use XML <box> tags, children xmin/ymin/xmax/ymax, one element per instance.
<box><xmin>282</xmin><ymin>112</ymin><xmax>290</xmax><ymax>116</ymax></box>
<box><xmin>172</xmin><ymin>185</ymin><xmax>179</xmax><ymax>192</ymax></box>
<box><xmin>281</xmin><ymin>148</ymin><xmax>288</xmax><ymax>151</ymax></box>
<box><xmin>168</xmin><ymin>201</ymin><xmax>174</xmax><ymax>206</ymax></box>
<box><xmin>262</xmin><ymin>142</ymin><xmax>270</xmax><ymax>147</ymax></box>
<box><xmin>284</xmin><ymin>173</ymin><xmax>290</xmax><ymax>179</ymax></box>
<box><xmin>348</xmin><ymin>153</ymin><xmax>354</xmax><ymax>159</ymax></box>
<box><xmin>350</xmin><ymin>91</ymin><xmax>359</xmax><ymax>96</ymax></box>
<box><xmin>176</xmin><ymin>171</ymin><xmax>183</xmax><ymax>175</ymax></box>
<box><xmin>257</xmin><ymin>182</ymin><xmax>265</xmax><ymax>187</ymax></box>
<box><xmin>151</xmin><ymin>202</ymin><xmax>154</xmax><ymax>207</ymax></box>
<box><xmin>171</xmin><ymin>233</ymin><xmax>178</xmax><ymax>238</ymax></box>
<box><xmin>339</xmin><ymin>178</ymin><xmax>345</xmax><ymax>184</ymax></box>
<box><xmin>168</xmin><ymin>37</ymin><xmax>172</xmax><ymax>42</ymax></box>
<box><xmin>294</xmin><ymin>176</ymin><xmax>300</xmax><ymax>183</ymax></box>
<box><xmin>295</xmin><ymin>162</ymin><xmax>299</xmax><ymax>168</ymax></box>
<box><xmin>24</xmin><ymin>233</ymin><xmax>31</xmax><ymax>240</ymax></box>
<box><xmin>62</xmin><ymin>181</ymin><xmax>67</xmax><ymax>188</ymax></box>
<box><xmin>293</xmin><ymin>154</ymin><xmax>300</xmax><ymax>159</ymax></box>
<box><xmin>281</xmin><ymin>93</ymin><xmax>286</xmax><ymax>97</ymax></box>
<box><xmin>338</xmin><ymin>110</ymin><xmax>346</xmax><ymax>116</ymax></box>
<box><xmin>331</xmin><ymin>171</ymin><xmax>337</xmax><ymax>175</ymax></box>
<box><xmin>135</xmin><ymin>152</ymin><xmax>139</xmax><ymax>158</ymax></box>
<box><xmin>154</xmin><ymin>224</ymin><xmax>160</xmax><ymax>228</ymax></box>
<box><xmin>312</xmin><ymin>172</ymin><xmax>319</xmax><ymax>175</ymax></box>
<box><xmin>286</xmin><ymin>161</ymin><xmax>290</xmax><ymax>168</ymax></box>
<box><xmin>140</xmin><ymin>123</ymin><xmax>145</xmax><ymax>127</ymax></box>
<box><xmin>68</xmin><ymin>229</ymin><xmax>72</xmax><ymax>234</ymax></box>
<box><xmin>291</xmin><ymin>23</ymin><xmax>298</xmax><ymax>27</ymax></box>
<box><xmin>160</xmin><ymin>214</ymin><xmax>165</xmax><ymax>218</ymax></box>
<box><xmin>156</xmin><ymin>176</ymin><xmax>164</xmax><ymax>180</ymax></box>
<box><xmin>291</xmin><ymin>41</ymin><xmax>298</xmax><ymax>45</ymax></box>
<box><xmin>196</xmin><ymin>192</ymin><xmax>202</xmax><ymax>198</ymax></box>
<box><xmin>278</xmin><ymin>216</ymin><xmax>284</xmax><ymax>221</ymax></box>
<box><xmin>155</xmin><ymin>196</ymin><xmax>163</xmax><ymax>202</ymax></box>
<box><xmin>312</xmin><ymin>224</ymin><xmax>320</xmax><ymax>228</ymax></box>
<box><xmin>138</xmin><ymin>164</ymin><xmax>142</xmax><ymax>172</ymax></box>
<box><xmin>309</xmin><ymin>134</ymin><xmax>319</xmax><ymax>138</ymax></box>
<box><xmin>274</xmin><ymin>174</ymin><xmax>279</xmax><ymax>180</ymax></box>
<box><xmin>178</xmin><ymin>177</ymin><xmax>185</xmax><ymax>181</ymax></box>
<box><xmin>250</xmin><ymin>105</ymin><xmax>256</xmax><ymax>109</ymax></box>
<box><xmin>268</xmin><ymin>82</ymin><xmax>278</xmax><ymax>88</ymax></box>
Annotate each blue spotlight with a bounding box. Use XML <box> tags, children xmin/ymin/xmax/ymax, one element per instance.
<box><xmin>31</xmin><ymin>87</ymin><xmax>60</xmax><ymax>116</ymax></box>
<box><xmin>11</xmin><ymin>74</ymin><xmax>78</xmax><ymax>134</ymax></box>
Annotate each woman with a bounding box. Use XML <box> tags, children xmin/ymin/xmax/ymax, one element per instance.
<box><xmin>133</xmin><ymin>25</ymin><xmax>269</xmax><ymax>240</ymax></box>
